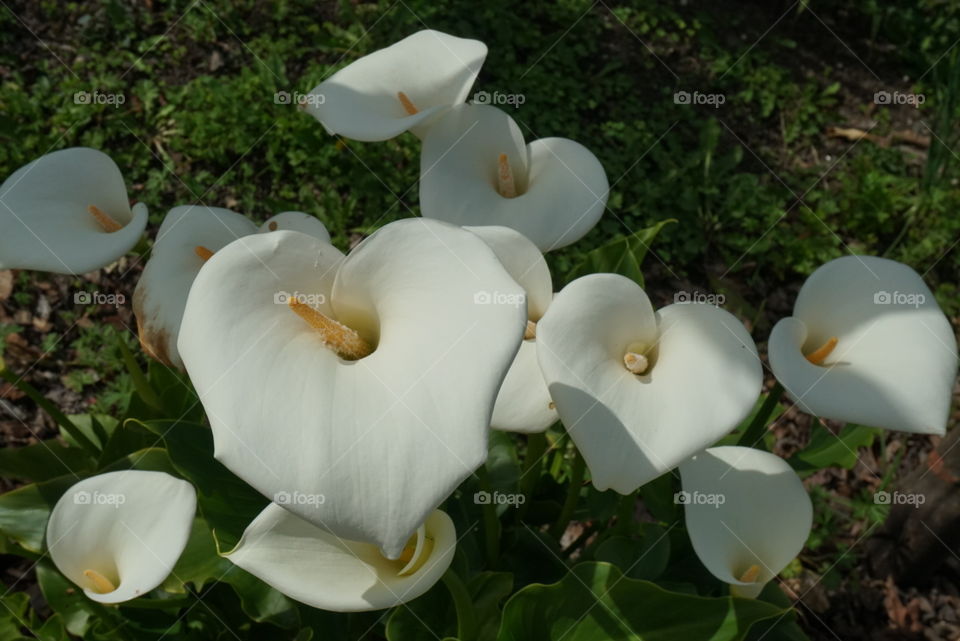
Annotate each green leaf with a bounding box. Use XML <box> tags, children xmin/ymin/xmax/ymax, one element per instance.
<box><xmin>789</xmin><ymin>422</ymin><xmax>879</xmax><ymax>473</ymax></box>
<box><xmin>37</xmin><ymin>561</ymin><xmax>96</xmax><ymax>637</ymax></box>
<box><xmin>497</xmin><ymin>562</ymin><xmax>791</xmax><ymax>641</ymax></box>
<box><xmin>565</xmin><ymin>220</ymin><xmax>676</xmax><ymax>286</ymax></box>
<box><xmin>593</xmin><ymin>527</ymin><xmax>671</xmax><ymax>580</ymax></box>
<box><xmin>0</xmin><ymin>439</ymin><xmax>94</xmax><ymax>482</ymax></box>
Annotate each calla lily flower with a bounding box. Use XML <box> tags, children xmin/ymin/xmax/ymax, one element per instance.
<box><xmin>467</xmin><ymin>225</ymin><xmax>557</xmax><ymax>433</ymax></box>
<box><xmin>177</xmin><ymin>218</ymin><xmax>525</xmax><ymax>557</ymax></box>
<box><xmin>46</xmin><ymin>470</ymin><xmax>196</xmax><ymax>604</ymax></box>
<box><xmin>305</xmin><ymin>30</ymin><xmax>487</xmax><ymax>141</ymax></box>
<box><xmin>224</xmin><ymin>503</ymin><xmax>455</xmax><ymax>612</ymax></box>
<box><xmin>679</xmin><ymin>446</ymin><xmax>812</xmax><ymax>598</ymax></box>
<box><xmin>134</xmin><ymin>206</ymin><xmax>331</xmax><ymax>369</ymax></box>
<box><xmin>768</xmin><ymin>255</ymin><xmax>958</xmax><ymax>434</ymax></box>
<box><xmin>0</xmin><ymin>147</ymin><xmax>148</xmax><ymax>274</ymax></box>
<box><xmin>420</xmin><ymin>104</ymin><xmax>608</xmax><ymax>251</ymax></box>
<box><xmin>258</xmin><ymin>210</ymin><xmax>331</xmax><ymax>243</ymax></box>
<box><xmin>536</xmin><ymin>274</ymin><xmax>762</xmax><ymax>493</ymax></box>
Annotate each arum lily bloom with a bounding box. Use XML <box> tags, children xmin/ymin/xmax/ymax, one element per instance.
<box><xmin>177</xmin><ymin>218</ymin><xmax>525</xmax><ymax>557</ymax></box>
<box><xmin>536</xmin><ymin>274</ymin><xmax>762</xmax><ymax>493</ymax></box>
<box><xmin>0</xmin><ymin>147</ymin><xmax>148</xmax><ymax>274</ymax></box>
<box><xmin>305</xmin><ymin>30</ymin><xmax>487</xmax><ymax>141</ymax></box>
<box><xmin>225</xmin><ymin>503</ymin><xmax>455</xmax><ymax>612</ymax></box>
<box><xmin>679</xmin><ymin>446</ymin><xmax>812</xmax><ymax>598</ymax></box>
<box><xmin>46</xmin><ymin>470</ymin><xmax>196</xmax><ymax>604</ymax></box>
<box><xmin>135</xmin><ymin>207</ymin><xmax>331</xmax><ymax>369</ymax></box>
<box><xmin>420</xmin><ymin>104</ymin><xmax>608</xmax><ymax>251</ymax></box>
<box><xmin>768</xmin><ymin>255</ymin><xmax>958</xmax><ymax>434</ymax></box>
<box><xmin>467</xmin><ymin>225</ymin><xmax>557</xmax><ymax>433</ymax></box>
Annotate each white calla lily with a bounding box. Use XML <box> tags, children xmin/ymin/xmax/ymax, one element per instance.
<box><xmin>467</xmin><ymin>225</ymin><xmax>557</xmax><ymax>433</ymax></box>
<box><xmin>420</xmin><ymin>104</ymin><xmax>608</xmax><ymax>251</ymax></box>
<box><xmin>258</xmin><ymin>211</ymin><xmax>331</xmax><ymax>242</ymax></box>
<box><xmin>46</xmin><ymin>470</ymin><xmax>196</xmax><ymax>604</ymax></box>
<box><xmin>0</xmin><ymin>147</ymin><xmax>148</xmax><ymax>274</ymax></box>
<box><xmin>305</xmin><ymin>30</ymin><xmax>487</xmax><ymax>141</ymax></box>
<box><xmin>536</xmin><ymin>274</ymin><xmax>762</xmax><ymax>493</ymax></box>
<box><xmin>178</xmin><ymin>218</ymin><xmax>525</xmax><ymax>557</ymax></box>
<box><xmin>680</xmin><ymin>446</ymin><xmax>812</xmax><ymax>598</ymax></box>
<box><xmin>768</xmin><ymin>255</ymin><xmax>958</xmax><ymax>434</ymax></box>
<box><xmin>225</xmin><ymin>504</ymin><xmax>455</xmax><ymax>612</ymax></box>
<box><xmin>134</xmin><ymin>206</ymin><xmax>258</xmax><ymax>370</ymax></box>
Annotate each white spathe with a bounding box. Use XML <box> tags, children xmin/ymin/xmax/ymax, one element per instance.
<box><xmin>0</xmin><ymin>147</ymin><xmax>148</xmax><ymax>274</ymax></box>
<box><xmin>467</xmin><ymin>225</ymin><xmax>557</xmax><ymax>433</ymax></box>
<box><xmin>768</xmin><ymin>255</ymin><xmax>958</xmax><ymax>434</ymax></box>
<box><xmin>258</xmin><ymin>211</ymin><xmax>331</xmax><ymax>243</ymax></box>
<box><xmin>134</xmin><ymin>206</ymin><xmax>258</xmax><ymax>370</ymax></box>
<box><xmin>536</xmin><ymin>274</ymin><xmax>762</xmax><ymax>493</ymax></box>
<box><xmin>225</xmin><ymin>504</ymin><xmax>455</xmax><ymax>612</ymax></box>
<box><xmin>680</xmin><ymin>446</ymin><xmax>812</xmax><ymax>599</ymax></box>
<box><xmin>305</xmin><ymin>30</ymin><xmax>487</xmax><ymax>141</ymax></box>
<box><xmin>46</xmin><ymin>470</ymin><xmax>196</xmax><ymax>604</ymax></box>
<box><xmin>177</xmin><ymin>218</ymin><xmax>526</xmax><ymax>558</ymax></box>
<box><xmin>420</xmin><ymin>104</ymin><xmax>608</xmax><ymax>251</ymax></box>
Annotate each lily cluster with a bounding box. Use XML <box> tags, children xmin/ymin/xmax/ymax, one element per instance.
<box><xmin>2</xmin><ymin>29</ymin><xmax>957</xmax><ymax>616</ymax></box>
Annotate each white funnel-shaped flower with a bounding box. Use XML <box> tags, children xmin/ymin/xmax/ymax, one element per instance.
<box><xmin>46</xmin><ymin>470</ymin><xmax>196</xmax><ymax>603</ymax></box>
<box><xmin>467</xmin><ymin>225</ymin><xmax>557</xmax><ymax>433</ymax></box>
<box><xmin>420</xmin><ymin>104</ymin><xmax>608</xmax><ymax>251</ymax></box>
<box><xmin>177</xmin><ymin>218</ymin><xmax>525</xmax><ymax>558</ymax></box>
<box><xmin>0</xmin><ymin>147</ymin><xmax>148</xmax><ymax>274</ymax></box>
<box><xmin>769</xmin><ymin>255</ymin><xmax>957</xmax><ymax>434</ymax></box>
<box><xmin>305</xmin><ymin>30</ymin><xmax>487</xmax><ymax>141</ymax></box>
<box><xmin>134</xmin><ymin>206</ymin><xmax>258</xmax><ymax>370</ymax></box>
<box><xmin>536</xmin><ymin>274</ymin><xmax>762</xmax><ymax>493</ymax></box>
<box><xmin>258</xmin><ymin>211</ymin><xmax>331</xmax><ymax>242</ymax></box>
<box><xmin>225</xmin><ymin>504</ymin><xmax>455</xmax><ymax>612</ymax></box>
<box><xmin>680</xmin><ymin>446</ymin><xmax>812</xmax><ymax>598</ymax></box>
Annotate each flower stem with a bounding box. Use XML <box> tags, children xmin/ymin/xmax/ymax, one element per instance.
<box><xmin>476</xmin><ymin>465</ymin><xmax>500</xmax><ymax>568</ymax></box>
<box><xmin>117</xmin><ymin>336</ymin><xmax>162</xmax><ymax>410</ymax></box>
<box><xmin>0</xmin><ymin>360</ymin><xmax>100</xmax><ymax>457</ymax></box>
<box><xmin>550</xmin><ymin>445</ymin><xmax>586</xmax><ymax>539</ymax></box>
<box><xmin>737</xmin><ymin>382</ymin><xmax>784</xmax><ymax>450</ymax></box>
<box><xmin>442</xmin><ymin>569</ymin><xmax>477</xmax><ymax>641</ymax></box>
<box><xmin>517</xmin><ymin>432</ymin><xmax>547</xmax><ymax>520</ymax></box>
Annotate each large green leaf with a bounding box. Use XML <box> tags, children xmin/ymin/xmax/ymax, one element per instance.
<box><xmin>0</xmin><ymin>439</ymin><xmax>94</xmax><ymax>482</ymax></box>
<box><xmin>565</xmin><ymin>220</ymin><xmax>676</xmax><ymax>286</ymax></box>
<box><xmin>789</xmin><ymin>422</ymin><xmax>879</xmax><ymax>473</ymax></box>
<box><xmin>497</xmin><ymin>562</ymin><xmax>793</xmax><ymax>641</ymax></box>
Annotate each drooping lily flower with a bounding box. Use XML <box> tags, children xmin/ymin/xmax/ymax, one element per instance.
<box><xmin>679</xmin><ymin>446</ymin><xmax>812</xmax><ymax>598</ymax></box>
<box><xmin>536</xmin><ymin>274</ymin><xmax>762</xmax><ymax>493</ymax></box>
<box><xmin>0</xmin><ymin>147</ymin><xmax>148</xmax><ymax>274</ymax></box>
<box><xmin>420</xmin><ymin>104</ymin><xmax>608</xmax><ymax>252</ymax></box>
<box><xmin>177</xmin><ymin>218</ymin><xmax>525</xmax><ymax>557</ymax></box>
<box><xmin>305</xmin><ymin>30</ymin><xmax>487</xmax><ymax>141</ymax></box>
<box><xmin>768</xmin><ymin>255</ymin><xmax>958</xmax><ymax>434</ymax></box>
<box><xmin>46</xmin><ymin>470</ymin><xmax>196</xmax><ymax>604</ymax></box>
<box><xmin>257</xmin><ymin>210</ymin><xmax>331</xmax><ymax>243</ymax></box>
<box><xmin>225</xmin><ymin>503</ymin><xmax>455</xmax><ymax>612</ymax></box>
<box><xmin>467</xmin><ymin>225</ymin><xmax>557</xmax><ymax>433</ymax></box>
